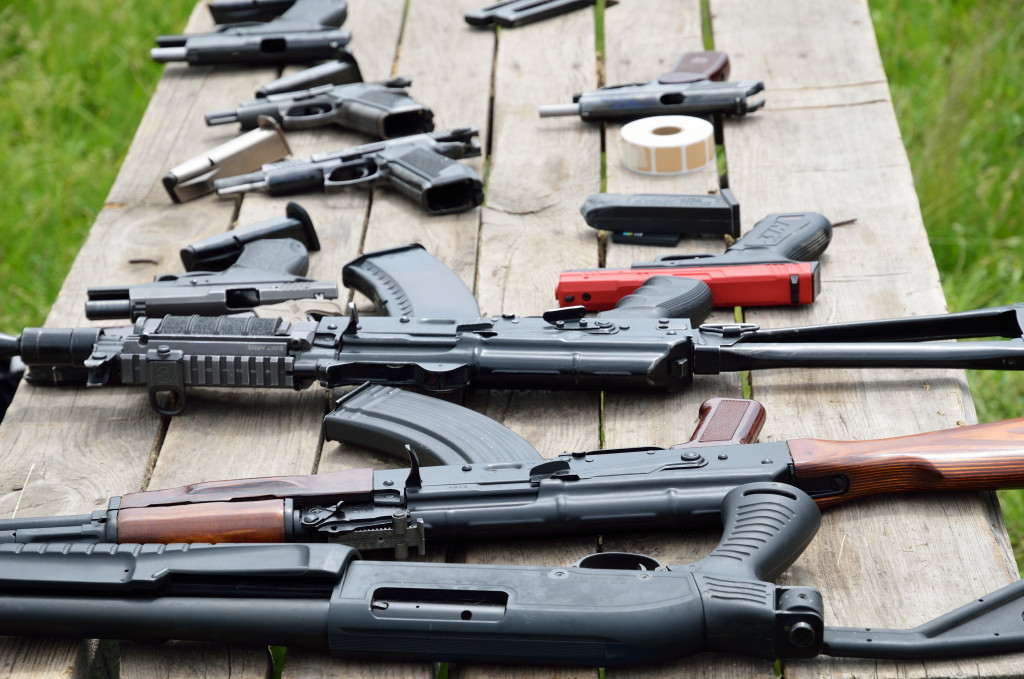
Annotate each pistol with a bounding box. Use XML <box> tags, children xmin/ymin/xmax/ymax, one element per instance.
<box><xmin>151</xmin><ymin>0</ymin><xmax>351</xmax><ymax>66</ymax></box>
<box><xmin>205</xmin><ymin>77</ymin><xmax>434</xmax><ymax>139</ymax></box>
<box><xmin>559</xmin><ymin>211</ymin><xmax>832</xmax><ymax>310</ymax></box>
<box><xmin>213</xmin><ymin>127</ymin><xmax>485</xmax><ymax>215</ymax></box>
<box><xmin>83</xmin><ymin>204</ymin><xmax>339</xmax><ymax>320</ymax></box>
<box><xmin>539</xmin><ymin>51</ymin><xmax>763</xmax><ymax>121</ymax></box>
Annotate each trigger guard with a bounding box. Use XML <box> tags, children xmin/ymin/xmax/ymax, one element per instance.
<box><xmin>572</xmin><ymin>552</ymin><xmax>667</xmax><ymax>572</ymax></box>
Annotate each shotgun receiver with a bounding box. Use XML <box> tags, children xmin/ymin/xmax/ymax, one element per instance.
<box><xmin>5</xmin><ymin>393</ymin><xmax>1024</xmax><ymax>558</ymax></box>
<box><xmin>3</xmin><ymin>241</ymin><xmax>1024</xmax><ymax>414</ymax></box>
<box><xmin>151</xmin><ymin>0</ymin><xmax>351</xmax><ymax>66</ymax></box>
<box><xmin>3</xmin><ymin>484</ymin><xmax>1024</xmax><ymax>664</ymax></box>
<box><xmin>560</xmin><ymin>210</ymin><xmax>832</xmax><ymax>309</ymax></box>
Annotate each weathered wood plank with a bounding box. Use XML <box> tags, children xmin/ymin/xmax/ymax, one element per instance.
<box><xmin>0</xmin><ymin>2</ymin><xmax>261</xmax><ymax>674</ymax></box>
<box><xmin>710</xmin><ymin>0</ymin><xmax>1023</xmax><ymax>677</ymax></box>
<box><xmin>118</xmin><ymin>2</ymin><xmax>409</xmax><ymax>678</ymax></box>
<box><xmin>457</xmin><ymin>6</ymin><xmax>601</xmax><ymax>679</ymax></box>
<box><xmin>599</xmin><ymin>3</ymin><xmax>767</xmax><ymax>677</ymax></box>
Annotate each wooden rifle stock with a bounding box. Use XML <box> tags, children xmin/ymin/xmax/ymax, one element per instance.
<box><xmin>789</xmin><ymin>418</ymin><xmax>1024</xmax><ymax>507</ymax></box>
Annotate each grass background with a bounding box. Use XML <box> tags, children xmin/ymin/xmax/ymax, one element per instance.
<box><xmin>0</xmin><ymin>2</ymin><xmax>1022</xmax><ymax>560</ymax></box>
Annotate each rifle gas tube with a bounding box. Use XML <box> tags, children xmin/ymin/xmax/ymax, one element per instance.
<box><xmin>560</xmin><ymin>211</ymin><xmax>832</xmax><ymax>309</ymax></box>
<box><xmin>4</xmin><ymin>485</ymin><xmax>1024</xmax><ymax>664</ymax></box>
<box><xmin>6</xmin><ymin>395</ymin><xmax>1024</xmax><ymax>556</ymax></box>
<box><xmin>151</xmin><ymin>0</ymin><xmax>351</xmax><ymax>66</ymax></box>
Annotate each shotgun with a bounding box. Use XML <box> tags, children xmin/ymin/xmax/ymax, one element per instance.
<box><xmin>2</xmin><ymin>484</ymin><xmax>1024</xmax><ymax>664</ymax></box>
<box><xmin>4</xmin><ymin>392</ymin><xmax>1024</xmax><ymax>558</ymax></box>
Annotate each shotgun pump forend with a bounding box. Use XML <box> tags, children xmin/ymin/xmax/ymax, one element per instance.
<box><xmin>151</xmin><ymin>0</ymin><xmax>351</xmax><ymax>65</ymax></box>
<box><xmin>212</xmin><ymin>127</ymin><xmax>485</xmax><ymax>215</ymax></box>
<box><xmin>205</xmin><ymin>77</ymin><xmax>435</xmax><ymax>139</ymax></box>
<box><xmin>5</xmin><ymin>484</ymin><xmax>1024</xmax><ymax>664</ymax></box>
<box><xmin>84</xmin><ymin>203</ymin><xmax>338</xmax><ymax>320</ymax></box>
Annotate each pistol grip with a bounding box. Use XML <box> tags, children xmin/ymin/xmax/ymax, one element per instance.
<box><xmin>693</xmin><ymin>482</ymin><xmax>821</xmax><ymax>582</ymax></box>
<box><xmin>595</xmin><ymin>276</ymin><xmax>712</xmax><ymax>323</ymax></box>
<box><xmin>673</xmin><ymin>397</ymin><xmax>766</xmax><ymax>448</ymax></box>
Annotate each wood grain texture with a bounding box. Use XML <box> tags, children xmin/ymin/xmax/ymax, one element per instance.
<box><xmin>600</xmin><ymin>3</ymin><xmax>770</xmax><ymax>678</ymax></box>
<box><xmin>116</xmin><ymin>500</ymin><xmax>287</xmax><ymax>543</ymax></box>
<box><xmin>710</xmin><ymin>0</ymin><xmax>1023</xmax><ymax>677</ymax></box>
<box><xmin>791</xmin><ymin>417</ymin><xmax>1024</xmax><ymax>507</ymax></box>
<box><xmin>3</xmin><ymin>0</ymin><xmax>1022</xmax><ymax>676</ymax></box>
<box><xmin>457</xmin><ymin>6</ymin><xmax>601</xmax><ymax>679</ymax></box>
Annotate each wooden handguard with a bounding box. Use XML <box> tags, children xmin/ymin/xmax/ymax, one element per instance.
<box><xmin>789</xmin><ymin>418</ymin><xmax>1024</xmax><ymax>508</ymax></box>
<box><xmin>672</xmin><ymin>397</ymin><xmax>766</xmax><ymax>448</ymax></box>
<box><xmin>118</xmin><ymin>500</ymin><xmax>287</xmax><ymax>543</ymax></box>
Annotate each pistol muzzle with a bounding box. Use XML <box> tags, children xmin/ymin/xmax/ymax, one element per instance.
<box><xmin>151</xmin><ymin>46</ymin><xmax>187</xmax><ymax>63</ymax></box>
<box><xmin>538</xmin><ymin>103</ymin><xmax>582</xmax><ymax>117</ymax></box>
<box><xmin>205</xmin><ymin>110</ymin><xmax>241</xmax><ymax>126</ymax></box>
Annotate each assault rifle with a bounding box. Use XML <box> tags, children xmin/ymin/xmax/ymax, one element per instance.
<box><xmin>1</xmin><ymin>484</ymin><xmax>1024</xmax><ymax>664</ymax></box>
<box><xmin>151</xmin><ymin>0</ymin><xmax>351</xmax><ymax>66</ymax></box>
<box><xmin>3</xmin><ymin>243</ymin><xmax>1024</xmax><ymax>415</ymax></box>
<box><xmin>4</xmin><ymin>390</ymin><xmax>1024</xmax><ymax>559</ymax></box>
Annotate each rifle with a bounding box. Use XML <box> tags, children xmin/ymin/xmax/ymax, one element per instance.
<box><xmin>560</xmin><ymin>209</ymin><xmax>831</xmax><ymax>309</ymax></box>
<box><xmin>151</xmin><ymin>0</ymin><xmax>351</xmax><ymax>66</ymax></box>
<box><xmin>2</xmin><ymin>484</ymin><xmax>1023</xmax><ymax>664</ymax></box>
<box><xmin>3</xmin><ymin>243</ymin><xmax>1024</xmax><ymax>415</ymax></box>
<box><xmin>205</xmin><ymin>77</ymin><xmax>435</xmax><ymax>139</ymax></box>
<box><xmin>84</xmin><ymin>203</ymin><xmax>339</xmax><ymax>320</ymax></box>
<box><xmin>3</xmin><ymin>390</ymin><xmax>1024</xmax><ymax>557</ymax></box>
<box><xmin>212</xmin><ymin>127</ymin><xmax>485</xmax><ymax>215</ymax></box>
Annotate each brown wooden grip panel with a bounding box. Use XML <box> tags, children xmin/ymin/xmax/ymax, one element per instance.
<box><xmin>659</xmin><ymin>51</ymin><xmax>730</xmax><ymax>83</ymax></box>
<box><xmin>789</xmin><ymin>418</ymin><xmax>1024</xmax><ymax>508</ymax></box>
<box><xmin>672</xmin><ymin>397</ymin><xmax>766</xmax><ymax>448</ymax></box>
<box><xmin>117</xmin><ymin>499</ymin><xmax>287</xmax><ymax>543</ymax></box>
<box><xmin>120</xmin><ymin>468</ymin><xmax>374</xmax><ymax>509</ymax></box>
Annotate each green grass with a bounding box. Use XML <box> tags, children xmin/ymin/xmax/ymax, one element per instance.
<box><xmin>0</xmin><ymin>1</ymin><xmax>1022</xmax><ymax>567</ymax></box>
<box><xmin>0</xmin><ymin>0</ymin><xmax>196</xmax><ymax>331</ymax></box>
<box><xmin>871</xmin><ymin>0</ymin><xmax>1024</xmax><ymax>566</ymax></box>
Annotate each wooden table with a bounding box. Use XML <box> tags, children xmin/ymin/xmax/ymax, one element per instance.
<box><xmin>1</xmin><ymin>1</ymin><xmax>1021</xmax><ymax>677</ymax></box>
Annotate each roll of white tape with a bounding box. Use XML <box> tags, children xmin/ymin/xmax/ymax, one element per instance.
<box><xmin>618</xmin><ymin>115</ymin><xmax>715</xmax><ymax>175</ymax></box>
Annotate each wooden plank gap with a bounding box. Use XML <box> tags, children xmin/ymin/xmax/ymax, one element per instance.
<box><xmin>138</xmin><ymin>414</ymin><xmax>173</xmax><ymax>492</ymax></box>
<box><xmin>390</xmin><ymin>0</ymin><xmax>412</xmax><ymax>77</ymax></box>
